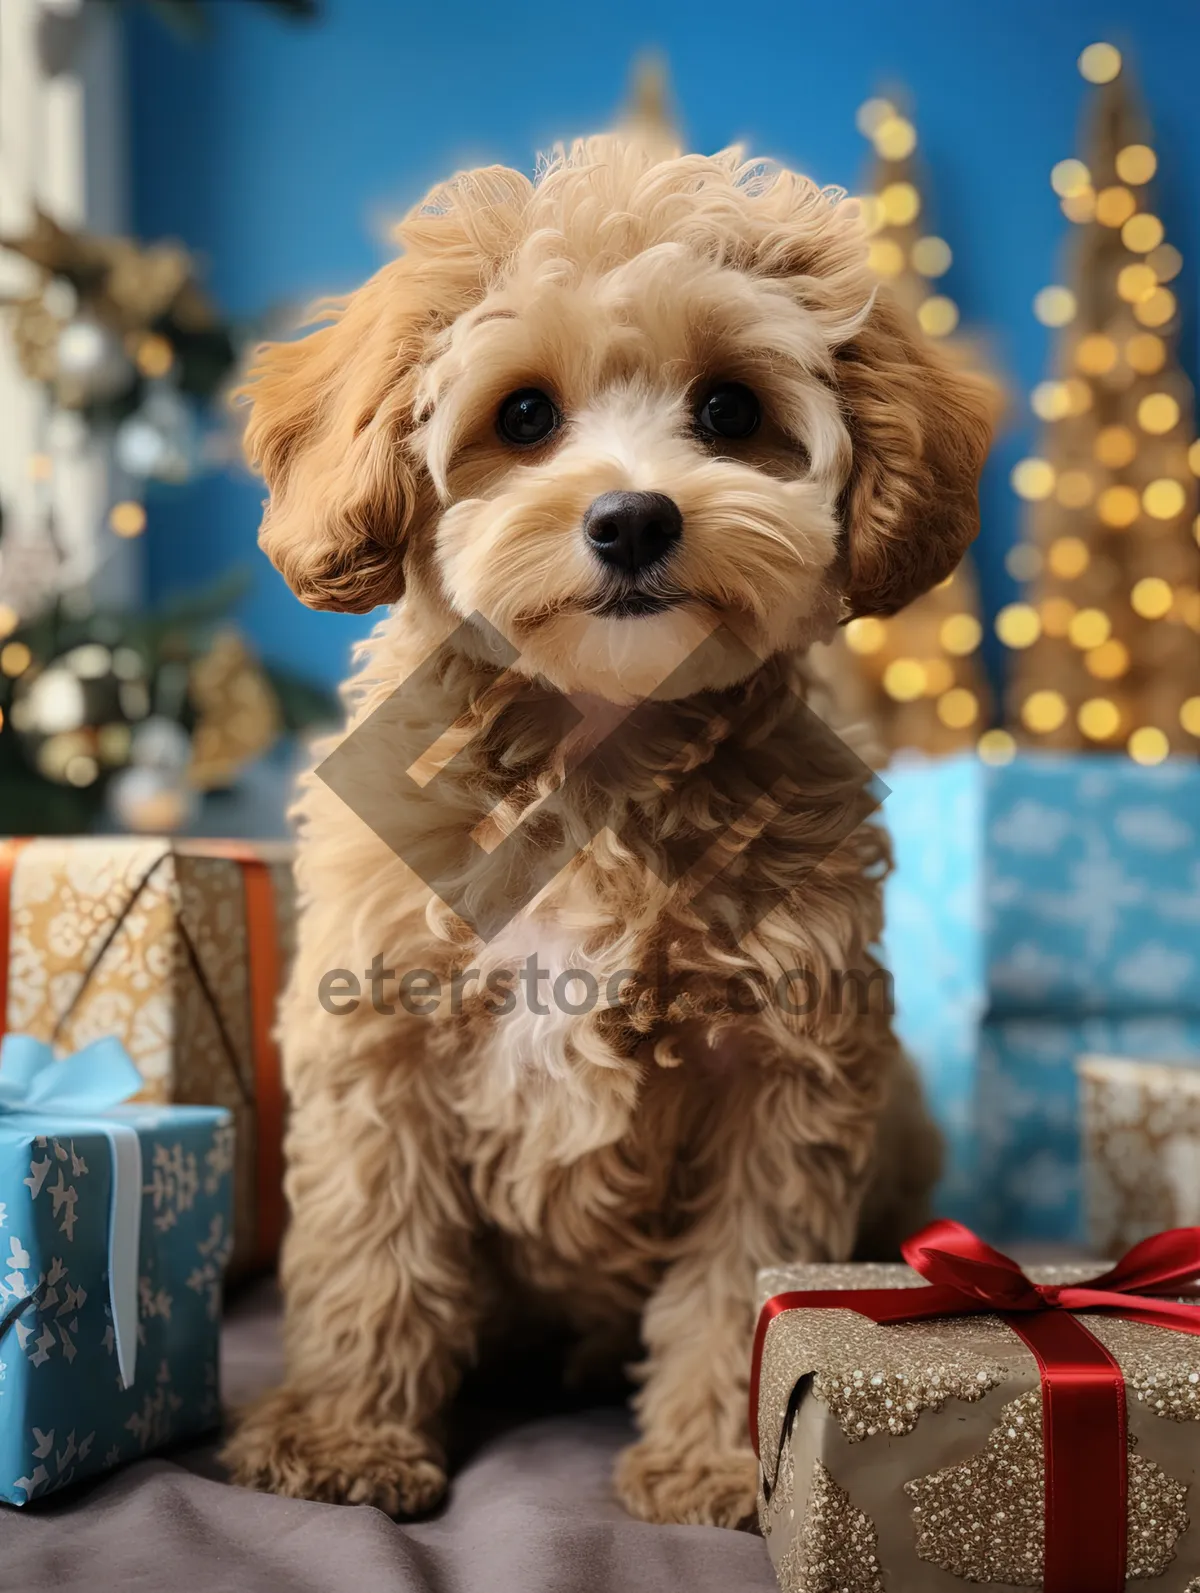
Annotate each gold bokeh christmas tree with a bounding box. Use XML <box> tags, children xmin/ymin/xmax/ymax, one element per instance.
<box><xmin>999</xmin><ymin>43</ymin><xmax>1200</xmax><ymax>764</ymax></box>
<box><xmin>839</xmin><ymin>95</ymin><xmax>993</xmax><ymax>759</ymax></box>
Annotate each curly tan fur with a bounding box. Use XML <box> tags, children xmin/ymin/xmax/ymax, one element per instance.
<box><xmin>222</xmin><ymin>132</ymin><xmax>992</xmax><ymax>1527</ymax></box>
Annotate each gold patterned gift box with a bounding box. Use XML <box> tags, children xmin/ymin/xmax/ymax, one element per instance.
<box><xmin>1080</xmin><ymin>1053</ymin><xmax>1200</xmax><ymax>1259</ymax></box>
<box><xmin>754</xmin><ymin>1260</ymin><xmax>1200</xmax><ymax>1593</ymax></box>
<box><xmin>0</xmin><ymin>836</ymin><xmax>295</xmax><ymax>1279</ymax></box>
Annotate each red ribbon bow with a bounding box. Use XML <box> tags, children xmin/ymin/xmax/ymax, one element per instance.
<box><xmin>750</xmin><ymin>1221</ymin><xmax>1200</xmax><ymax>1593</ymax></box>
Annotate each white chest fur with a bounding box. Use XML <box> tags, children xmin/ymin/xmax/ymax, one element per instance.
<box><xmin>457</xmin><ymin>916</ymin><xmax>643</xmax><ymax>1169</ymax></box>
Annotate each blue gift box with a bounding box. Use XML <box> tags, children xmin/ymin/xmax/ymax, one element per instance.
<box><xmin>0</xmin><ymin>1041</ymin><xmax>233</xmax><ymax>1505</ymax></box>
<box><xmin>883</xmin><ymin>753</ymin><xmax>1200</xmax><ymax>1242</ymax></box>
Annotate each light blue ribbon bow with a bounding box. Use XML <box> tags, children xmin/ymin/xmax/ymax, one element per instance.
<box><xmin>0</xmin><ymin>1034</ymin><xmax>143</xmax><ymax>1389</ymax></box>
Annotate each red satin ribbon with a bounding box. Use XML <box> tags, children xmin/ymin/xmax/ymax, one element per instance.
<box><xmin>240</xmin><ymin>858</ymin><xmax>284</xmax><ymax>1270</ymax></box>
<box><xmin>749</xmin><ymin>1221</ymin><xmax>1200</xmax><ymax>1593</ymax></box>
<box><xmin>185</xmin><ymin>841</ymin><xmax>286</xmax><ymax>1268</ymax></box>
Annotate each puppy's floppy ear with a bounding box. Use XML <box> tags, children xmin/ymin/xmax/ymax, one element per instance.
<box><xmin>836</xmin><ymin>291</ymin><xmax>997</xmax><ymax>617</ymax></box>
<box><xmin>239</xmin><ymin>258</ymin><xmax>441</xmax><ymax>613</ymax></box>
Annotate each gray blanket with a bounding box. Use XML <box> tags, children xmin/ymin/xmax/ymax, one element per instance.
<box><xmin>5</xmin><ymin>1282</ymin><xmax>777</xmax><ymax>1593</ymax></box>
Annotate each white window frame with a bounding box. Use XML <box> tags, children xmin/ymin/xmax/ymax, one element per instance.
<box><xmin>0</xmin><ymin>0</ymin><xmax>137</xmax><ymax>613</ymax></box>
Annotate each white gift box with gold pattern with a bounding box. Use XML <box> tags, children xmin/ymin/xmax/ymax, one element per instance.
<box><xmin>1080</xmin><ymin>1053</ymin><xmax>1200</xmax><ymax>1258</ymax></box>
<box><xmin>755</xmin><ymin>1261</ymin><xmax>1200</xmax><ymax>1592</ymax></box>
<box><xmin>0</xmin><ymin>836</ymin><xmax>295</xmax><ymax>1278</ymax></box>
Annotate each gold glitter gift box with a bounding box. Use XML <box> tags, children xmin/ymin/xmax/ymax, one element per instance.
<box><xmin>0</xmin><ymin>836</ymin><xmax>295</xmax><ymax>1279</ymax></box>
<box><xmin>754</xmin><ymin>1260</ymin><xmax>1200</xmax><ymax>1592</ymax></box>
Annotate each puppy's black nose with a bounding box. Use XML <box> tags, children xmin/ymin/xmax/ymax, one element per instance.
<box><xmin>583</xmin><ymin>491</ymin><xmax>682</xmax><ymax>576</ymax></box>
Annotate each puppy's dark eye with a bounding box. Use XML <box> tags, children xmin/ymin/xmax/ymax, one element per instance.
<box><xmin>695</xmin><ymin>383</ymin><xmax>761</xmax><ymax>441</ymax></box>
<box><xmin>497</xmin><ymin>388</ymin><xmax>559</xmax><ymax>446</ymax></box>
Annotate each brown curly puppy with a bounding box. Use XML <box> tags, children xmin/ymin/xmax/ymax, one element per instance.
<box><xmin>222</xmin><ymin>129</ymin><xmax>993</xmax><ymax>1528</ymax></box>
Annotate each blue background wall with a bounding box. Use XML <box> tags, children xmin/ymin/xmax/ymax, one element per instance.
<box><xmin>127</xmin><ymin>0</ymin><xmax>1200</xmax><ymax>689</ymax></box>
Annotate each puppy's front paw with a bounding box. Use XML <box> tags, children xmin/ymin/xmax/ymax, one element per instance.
<box><xmin>614</xmin><ymin>1440</ymin><xmax>758</xmax><ymax>1527</ymax></box>
<box><xmin>222</xmin><ymin>1387</ymin><xmax>446</xmax><ymax>1516</ymax></box>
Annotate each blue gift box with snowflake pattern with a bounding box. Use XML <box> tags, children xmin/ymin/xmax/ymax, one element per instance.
<box><xmin>0</xmin><ymin>1103</ymin><xmax>233</xmax><ymax>1505</ymax></box>
<box><xmin>883</xmin><ymin>753</ymin><xmax>1200</xmax><ymax>1242</ymax></box>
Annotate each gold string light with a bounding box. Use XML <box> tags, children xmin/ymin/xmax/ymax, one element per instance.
<box><xmin>1076</xmin><ymin>333</ymin><xmax>1118</xmax><ymax>374</ymax></box>
<box><xmin>921</xmin><ymin>658</ymin><xmax>955</xmax><ymax>696</ymax></box>
<box><xmin>134</xmin><ymin>333</ymin><xmax>174</xmax><ymax>379</ymax></box>
<box><xmin>1122</xmin><ymin>213</ymin><xmax>1164</xmax><ymax>252</ymax></box>
<box><xmin>867</xmin><ymin>238</ymin><xmax>905</xmax><ymax>276</ymax></box>
<box><xmin>911</xmin><ymin>236</ymin><xmax>952</xmax><ymax>276</ymax></box>
<box><xmin>883</xmin><ymin>658</ymin><xmax>927</xmax><ymax>701</ymax></box>
<box><xmin>1137</xmin><ymin>393</ymin><xmax>1180</xmax><ymax>434</ymax></box>
<box><xmin>850</xmin><ymin>93</ymin><xmax>991</xmax><ymax>760</ymax></box>
<box><xmin>1048</xmin><ymin>536</ymin><xmax>1090</xmax><ymax>577</ymax></box>
<box><xmin>880</xmin><ymin>181</ymin><xmax>921</xmax><ymax>224</ymax></box>
<box><xmin>844</xmin><ymin>616</ymin><xmax>887</xmax><ymax>654</ymax></box>
<box><xmin>1130</xmin><ymin>576</ymin><xmax>1174</xmax><ymax>617</ymax></box>
<box><xmin>1079</xmin><ymin>42</ymin><xmax>1122</xmax><ymax>82</ymax></box>
<box><xmin>1142</xmin><ymin>479</ymin><xmax>1186</xmax><ymax>519</ymax></box>
<box><xmin>855</xmin><ymin>97</ymin><xmax>895</xmax><ymax>137</ymax></box>
<box><xmin>940</xmin><ymin>614</ymin><xmax>982</xmax><ymax>655</ymax></box>
<box><xmin>977</xmin><ymin>729</ymin><xmax>1017</xmax><ymax>765</ymax></box>
<box><xmin>1034</xmin><ymin>286</ymin><xmax>1077</xmax><ymax>326</ymax></box>
<box><xmin>1032</xmin><ymin>381</ymin><xmax>1072</xmax><ymax>421</ymax></box>
<box><xmin>1069</xmin><ymin>608</ymin><xmax>1112</xmax><ymax>648</ymax></box>
<box><xmin>1117</xmin><ymin>262</ymin><xmax>1158</xmax><ymax>304</ymax></box>
<box><xmin>1128</xmin><ymin>726</ymin><xmax>1170</xmax><ymax>765</ymax></box>
<box><xmin>996</xmin><ymin>603</ymin><xmax>1042</xmax><ymax>648</ymax></box>
<box><xmin>1147</xmin><ymin>243</ymin><xmax>1182</xmax><ymax>282</ymax></box>
<box><xmin>1096</xmin><ymin>186</ymin><xmax>1137</xmax><ymax>227</ymax></box>
<box><xmin>109</xmin><ymin>501</ymin><xmax>146</xmax><ymax>538</ymax></box>
<box><xmin>1062</xmin><ymin>188</ymin><xmax>1097</xmax><ymax>224</ymax></box>
<box><xmin>872</xmin><ymin>115</ymin><xmax>917</xmax><ymax>161</ymax></box>
<box><xmin>1011</xmin><ymin>458</ymin><xmax>1056</xmax><ymax>499</ymax></box>
<box><xmin>1</xmin><ymin>641</ymin><xmax>32</xmax><ymax>678</ymax></box>
<box><xmin>1022</xmin><ymin>690</ymin><xmax>1069</xmax><ymax>732</ymax></box>
<box><xmin>1127</xmin><ymin>333</ymin><xmax>1167</xmax><ymax>373</ymax></box>
<box><xmin>1086</xmin><ymin>639</ymin><xmax>1131</xmax><ymax>679</ymax></box>
<box><xmin>918</xmin><ymin>296</ymin><xmax>959</xmax><ymax>337</ymax></box>
<box><xmin>1116</xmin><ymin>144</ymin><xmax>1157</xmax><ymax>184</ymax></box>
<box><xmin>1051</xmin><ymin>159</ymin><xmax>1091</xmax><ymax>197</ymax></box>
<box><xmin>937</xmin><ymin>688</ymin><xmax>979</xmax><ymax>729</ymax></box>
<box><xmin>1135</xmin><ymin>286</ymin><xmax>1177</xmax><ymax>327</ymax></box>
<box><xmin>1078</xmin><ymin>698</ymin><xmax>1122</xmax><ymax>739</ymax></box>
<box><xmin>1097</xmin><ymin>484</ymin><xmax>1141</xmax><ymax>527</ymax></box>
